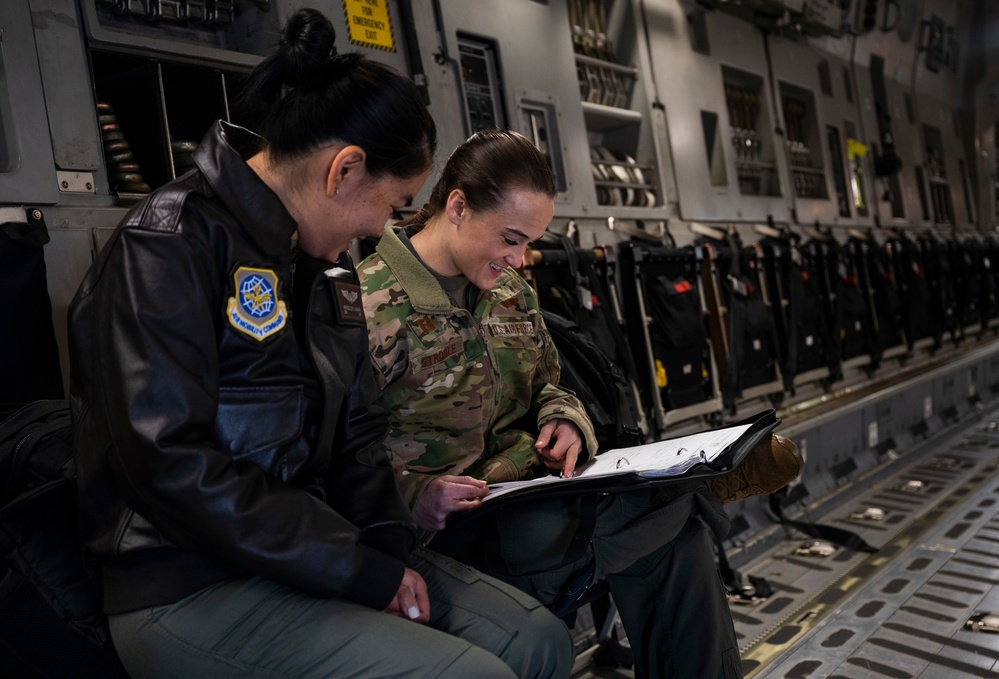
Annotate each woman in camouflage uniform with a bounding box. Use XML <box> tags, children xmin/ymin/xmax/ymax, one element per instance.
<box><xmin>360</xmin><ymin>129</ymin><xmax>596</xmax><ymax>528</ymax></box>
<box><xmin>359</xmin><ymin>130</ymin><xmax>747</xmax><ymax>679</ymax></box>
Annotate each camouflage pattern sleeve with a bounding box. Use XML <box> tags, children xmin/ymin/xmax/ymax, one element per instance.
<box><xmin>357</xmin><ymin>255</ymin><xmax>409</xmax><ymax>392</ymax></box>
<box><xmin>358</xmin><ymin>252</ymin><xmax>431</xmax><ymax>506</ymax></box>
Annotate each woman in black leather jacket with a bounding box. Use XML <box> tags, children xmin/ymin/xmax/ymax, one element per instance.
<box><xmin>68</xmin><ymin>9</ymin><xmax>571</xmax><ymax>678</ymax></box>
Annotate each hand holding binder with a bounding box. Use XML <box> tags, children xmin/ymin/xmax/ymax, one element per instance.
<box><xmin>480</xmin><ymin>409</ymin><xmax>780</xmax><ymax>507</ymax></box>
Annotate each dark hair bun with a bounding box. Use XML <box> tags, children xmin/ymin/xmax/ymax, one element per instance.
<box><xmin>238</xmin><ymin>7</ymin><xmax>435</xmax><ymax>176</ymax></box>
<box><xmin>280</xmin><ymin>8</ymin><xmax>339</xmax><ymax>89</ymax></box>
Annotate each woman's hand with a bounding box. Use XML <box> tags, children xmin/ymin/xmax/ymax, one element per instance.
<box><xmin>535</xmin><ymin>418</ymin><xmax>584</xmax><ymax>478</ymax></box>
<box><xmin>412</xmin><ymin>475</ymin><xmax>489</xmax><ymax>530</ymax></box>
<box><xmin>385</xmin><ymin>567</ymin><xmax>430</xmax><ymax>623</ymax></box>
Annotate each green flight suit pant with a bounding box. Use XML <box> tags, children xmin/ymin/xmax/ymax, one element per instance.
<box><xmin>435</xmin><ymin>485</ymin><xmax>743</xmax><ymax>679</ymax></box>
<box><xmin>107</xmin><ymin>548</ymin><xmax>573</xmax><ymax>679</ymax></box>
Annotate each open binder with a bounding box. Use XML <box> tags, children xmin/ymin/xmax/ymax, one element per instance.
<box><xmin>459</xmin><ymin>409</ymin><xmax>779</xmax><ymax>519</ymax></box>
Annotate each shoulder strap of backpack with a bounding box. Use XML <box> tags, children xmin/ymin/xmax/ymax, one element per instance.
<box><xmin>0</xmin><ymin>400</ymin><xmax>71</xmax><ymax>501</ymax></box>
<box><xmin>0</xmin><ymin>400</ymin><xmax>68</xmax><ymax>442</ymax></box>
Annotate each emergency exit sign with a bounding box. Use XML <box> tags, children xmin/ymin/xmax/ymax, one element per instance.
<box><xmin>343</xmin><ymin>0</ymin><xmax>396</xmax><ymax>52</ymax></box>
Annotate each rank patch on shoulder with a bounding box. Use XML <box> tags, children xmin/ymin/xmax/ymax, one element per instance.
<box><xmin>332</xmin><ymin>279</ymin><xmax>365</xmax><ymax>325</ymax></box>
<box><xmin>226</xmin><ymin>266</ymin><xmax>288</xmax><ymax>341</ymax></box>
<box><xmin>412</xmin><ymin>315</ymin><xmax>438</xmax><ymax>335</ymax></box>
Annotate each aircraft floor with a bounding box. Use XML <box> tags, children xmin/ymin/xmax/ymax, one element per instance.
<box><xmin>572</xmin><ymin>404</ymin><xmax>999</xmax><ymax>678</ymax></box>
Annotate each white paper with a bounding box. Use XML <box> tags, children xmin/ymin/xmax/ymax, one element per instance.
<box><xmin>482</xmin><ymin>422</ymin><xmax>753</xmax><ymax>503</ymax></box>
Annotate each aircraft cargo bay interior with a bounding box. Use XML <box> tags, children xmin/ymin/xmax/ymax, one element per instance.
<box><xmin>4</xmin><ymin>1</ymin><xmax>999</xmax><ymax>677</ymax></box>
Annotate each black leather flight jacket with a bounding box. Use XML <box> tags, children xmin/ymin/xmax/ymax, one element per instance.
<box><xmin>69</xmin><ymin>121</ymin><xmax>415</xmax><ymax>615</ymax></box>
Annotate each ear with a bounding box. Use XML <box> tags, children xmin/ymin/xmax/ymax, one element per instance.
<box><xmin>326</xmin><ymin>145</ymin><xmax>367</xmax><ymax>197</ymax></box>
<box><xmin>444</xmin><ymin>189</ymin><xmax>467</xmax><ymax>225</ymax></box>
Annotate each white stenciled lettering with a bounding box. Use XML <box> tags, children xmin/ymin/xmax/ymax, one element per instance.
<box><xmin>489</xmin><ymin>322</ymin><xmax>533</xmax><ymax>336</ymax></box>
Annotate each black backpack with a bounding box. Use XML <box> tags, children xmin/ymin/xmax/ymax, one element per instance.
<box><xmin>644</xmin><ymin>272</ymin><xmax>710</xmax><ymax>409</ymax></box>
<box><xmin>0</xmin><ymin>400</ymin><xmax>128</xmax><ymax>678</ymax></box>
<box><xmin>542</xmin><ymin>310</ymin><xmax>642</xmax><ymax>450</ymax></box>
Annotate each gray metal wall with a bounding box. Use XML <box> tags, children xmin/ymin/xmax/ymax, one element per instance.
<box><xmin>5</xmin><ymin>0</ymin><xmax>999</xmax><ymax>544</ymax></box>
<box><xmin>5</xmin><ymin>1</ymin><xmax>991</xmax><ymax>261</ymax></box>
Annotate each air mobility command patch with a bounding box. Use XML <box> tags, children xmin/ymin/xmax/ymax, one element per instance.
<box><xmin>226</xmin><ymin>266</ymin><xmax>288</xmax><ymax>341</ymax></box>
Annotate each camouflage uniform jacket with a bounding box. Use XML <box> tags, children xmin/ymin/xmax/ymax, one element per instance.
<box><xmin>360</xmin><ymin>225</ymin><xmax>599</xmax><ymax>508</ymax></box>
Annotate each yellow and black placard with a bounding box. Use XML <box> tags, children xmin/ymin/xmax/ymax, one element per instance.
<box><xmin>342</xmin><ymin>0</ymin><xmax>396</xmax><ymax>52</ymax></box>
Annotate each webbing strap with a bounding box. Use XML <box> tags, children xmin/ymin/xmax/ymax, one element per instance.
<box><xmin>768</xmin><ymin>490</ymin><xmax>878</xmax><ymax>553</ymax></box>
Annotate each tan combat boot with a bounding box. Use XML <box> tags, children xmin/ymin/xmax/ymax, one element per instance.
<box><xmin>705</xmin><ymin>433</ymin><xmax>803</xmax><ymax>504</ymax></box>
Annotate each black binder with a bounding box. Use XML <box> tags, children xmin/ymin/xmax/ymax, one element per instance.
<box><xmin>453</xmin><ymin>409</ymin><xmax>780</xmax><ymax>521</ymax></box>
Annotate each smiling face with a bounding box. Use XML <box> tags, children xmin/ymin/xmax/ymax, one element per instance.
<box><xmin>448</xmin><ymin>187</ymin><xmax>554</xmax><ymax>290</ymax></box>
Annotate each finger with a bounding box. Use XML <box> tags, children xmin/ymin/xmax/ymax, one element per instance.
<box><xmin>547</xmin><ymin>428</ymin><xmax>574</xmax><ymax>461</ymax></box>
<box><xmin>454</xmin><ymin>475</ymin><xmax>489</xmax><ymax>489</ymax></box>
<box><xmin>538</xmin><ymin>454</ymin><xmax>562</xmax><ymax>471</ymax></box>
<box><xmin>410</xmin><ymin>573</ymin><xmax>431</xmax><ymax>624</ymax></box>
<box><xmin>550</xmin><ymin>420</ymin><xmax>583</xmax><ymax>460</ymax></box>
<box><xmin>385</xmin><ymin>593</ymin><xmax>406</xmax><ymax>618</ymax></box>
<box><xmin>444</xmin><ymin>480</ymin><xmax>489</xmax><ymax>501</ymax></box>
<box><xmin>535</xmin><ymin>420</ymin><xmax>558</xmax><ymax>449</ymax></box>
<box><xmin>453</xmin><ymin>477</ymin><xmax>490</xmax><ymax>495</ymax></box>
<box><xmin>397</xmin><ymin>586</ymin><xmax>421</xmax><ymax>621</ymax></box>
<box><xmin>562</xmin><ymin>443</ymin><xmax>580</xmax><ymax>478</ymax></box>
<box><xmin>453</xmin><ymin>497</ymin><xmax>483</xmax><ymax>513</ymax></box>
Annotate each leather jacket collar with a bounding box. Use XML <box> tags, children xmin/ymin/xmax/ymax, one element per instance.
<box><xmin>194</xmin><ymin>121</ymin><xmax>297</xmax><ymax>257</ymax></box>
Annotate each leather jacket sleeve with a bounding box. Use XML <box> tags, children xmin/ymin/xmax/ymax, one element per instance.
<box><xmin>80</xmin><ymin>215</ymin><xmax>405</xmax><ymax>610</ymax></box>
<box><xmin>300</xmin><ymin>256</ymin><xmax>417</xmax><ymax>563</ymax></box>
<box><xmin>333</xmin><ymin>349</ymin><xmax>415</xmax><ymax>562</ymax></box>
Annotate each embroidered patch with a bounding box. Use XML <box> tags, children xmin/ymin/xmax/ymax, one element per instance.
<box><xmin>226</xmin><ymin>267</ymin><xmax>288</xmax><ymax>341</ymax></box>
<box><xmin>415</xmin><ymin>339</ymin><xmax>463</xmax><ymax>371</ymax></box>
<box><xmin>332</xmin><ymin>279</ymin><xmax>365</xmax><ymax>325</ymax></box>
<box><xmin>412</xmin><ymin>315</ymin><xmax>438</xmax><ymax>335</ymax></box>
<box><xmin>488</xmin><ymin>321</ymin><xmax>533</xmax><ymax>337</ymax></box>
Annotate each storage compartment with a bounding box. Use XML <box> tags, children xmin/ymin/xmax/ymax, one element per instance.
<box><xmin>723</xmin><ymin>66</ymin><xmax>781</xmax><ymax>197</ymax></box>
<box><xmin>456</xmin><ymin>34</ymin><xmax>506</xmax><ymax>135</ymax></box>
<box><xmin>162</xmin><ymin>63</ymin><xmax>232</xmax><ymax>174</ymax></box>
<box><xmin>779</xmin><ymin>81</ymin><xmax>828</xmax><ymax>200</ymax></box>
<box><xmin>922</xmin><ymin>124</ymin><xmax>954</xmax><ymax>225</ymax></box>
<box><xmin>84</xmin><ymin>0</ymin><xmax>274</xmax><ymax>64</ymax></box>
<box><xmin>569</xmin><ymin>0</ymin><xmax>659</xmax><ymax>209</ymax></box>
<box><xmin>90</xmin><ymin>51</ymin><xmax>244</xmax><ymax>202</ymax></box>
<box><xmin>90</xmin><ymin>53</ymin><xmax>168</xmax><ymax>196</ymax></box>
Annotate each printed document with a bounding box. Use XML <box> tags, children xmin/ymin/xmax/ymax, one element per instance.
<box><xmin>484</xmin><ymin>422</ymin><xmax>753</xmax><ymax>502</ymax></box>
